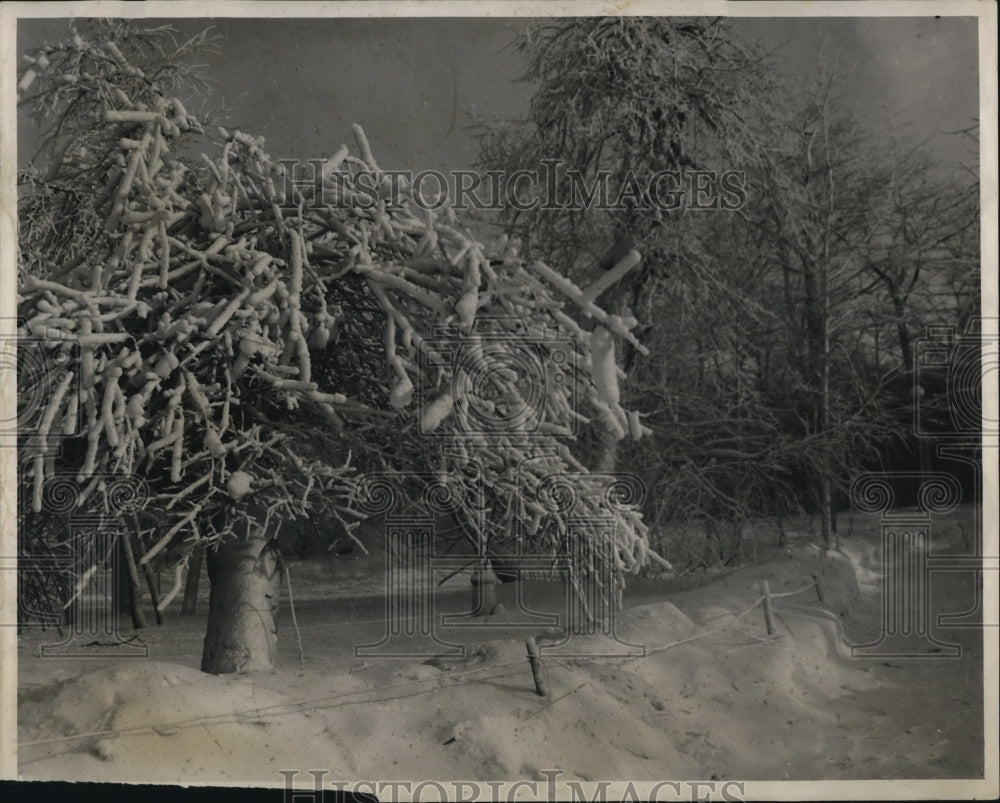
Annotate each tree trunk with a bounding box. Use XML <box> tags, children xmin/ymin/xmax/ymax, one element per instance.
<box><xmin>820</xmin><ymin>473</ymin><xmax>834</xmax><ymax>551</ymax></box>
<box><xmin>830</xmin><ymin>485</ymin><xmax>839</xmax><ymax>538</ymax></box>
<box><xmin>470</xmin><ymin>564</ymin><xmax>501</xmax><ymax>616</ymax></box>
<box><xmin>200</xmin><ymin>524</ymin><xmax>281</xmax><ymax>674</ymax></box>
<box><xmin>113</xmin><ymin>538</ymin><xmax>131</xmax><ymax>614</ymax></box>
<box><xmin>131</xmin><ymin>518</ymin><xmax>164</xmax><ymax>625</ymax></box>
<box><xmin>592</xmin><ymin>280</ymin><xmax>632</xmax><ymax>475</ymax></box>
<box><xmin>120</xmin><ymin>534</ymin><xmax>146</xmax><ymax>629</ymax></box>
<box><xmin>181</xmin><ymin>544</ymin><xmax>204</xmax><ymax>616</ymax></box>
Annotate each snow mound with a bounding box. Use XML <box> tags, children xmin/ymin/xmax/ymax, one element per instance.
<box><xmin>627</xmin><ymin>601</ymin><xmax>699</xmax><ymax>638</ymax></box>
<box><xmin>837</xmin><ymin>539</ymin><xmax>885</xmax><ymax>592</ymax></box>
<box><xmin>19</xmin><ymin>660</ymin><xmax>354</xmax><ymax>783</ymax></box>
<box><xmin>18</xmin><ymin>532</ymin><xmax>918</xmax><ymax>784</ymax></box>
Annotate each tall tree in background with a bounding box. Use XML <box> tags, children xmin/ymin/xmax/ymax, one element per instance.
<box><xmin>479</xmin><ymin>17</ymin><xmax>778</xmax><ymax>274</ymax></box>
<box><xmin>478</xmin><ymin>17</ymin><xmax>782</xmax><ymax>476</ymax></box>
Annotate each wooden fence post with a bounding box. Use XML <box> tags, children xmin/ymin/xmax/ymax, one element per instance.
<box><xmin>759</xmin><ymin>580</ymin><xmax>775</xmax><ymax>636</ymax></box>
<box><xmin>525</xmin><ymin>636</ymin><xmax>549</xmax><ymax>697</ymax></box>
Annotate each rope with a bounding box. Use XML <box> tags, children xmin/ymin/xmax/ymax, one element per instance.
<box><xmin>770</xmin><ymin>599</ymin><xmax>849</xmax><ymax>641</ymax></box>
<box><xmin>640</xmin><ymin>578</ymin><xmax>818</xmax><ymax>655</ymax></box>
<box><xmin>18</xmin><ymin>658</ymin><xmax>532</xmax><ymax>752</ymax></box>
<box><xmin>20</xmin><ymin>579</ymin><xmax>825</xmax><ymax>754</ymax></box>
<box><xmin>767</xmin><ymin>579</ymin><xmax>820</xmax><ymax>599</ymax></box>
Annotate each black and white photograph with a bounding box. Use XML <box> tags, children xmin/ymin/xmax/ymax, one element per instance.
<box><xmin>1</xmin><ymin>2</ymin><xmax>996</xmax><ymax>800</ymax></box>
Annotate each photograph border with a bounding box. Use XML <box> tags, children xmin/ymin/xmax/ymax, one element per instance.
<box><xmin>1</xmin><ymin>2</ymin><xmax>996</xmax><ymax>800</ymax></box>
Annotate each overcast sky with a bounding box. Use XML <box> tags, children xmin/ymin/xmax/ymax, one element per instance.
<box><xmin>17</xmin><ymin>15</ymin><xmax>980</xmax><ymax>175</ymax></box>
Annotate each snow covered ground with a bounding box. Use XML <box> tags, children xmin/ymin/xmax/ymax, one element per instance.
<box><xmin>16</xmin><ymin>510</ymin><xmax>986</xmax><ymax>790</ymax></box>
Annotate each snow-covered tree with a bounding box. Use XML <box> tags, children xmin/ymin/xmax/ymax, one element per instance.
<box><xmin>16</xmin><ymin>22</ymin><xmax>665</xmax><ymax>673</ymax></box>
